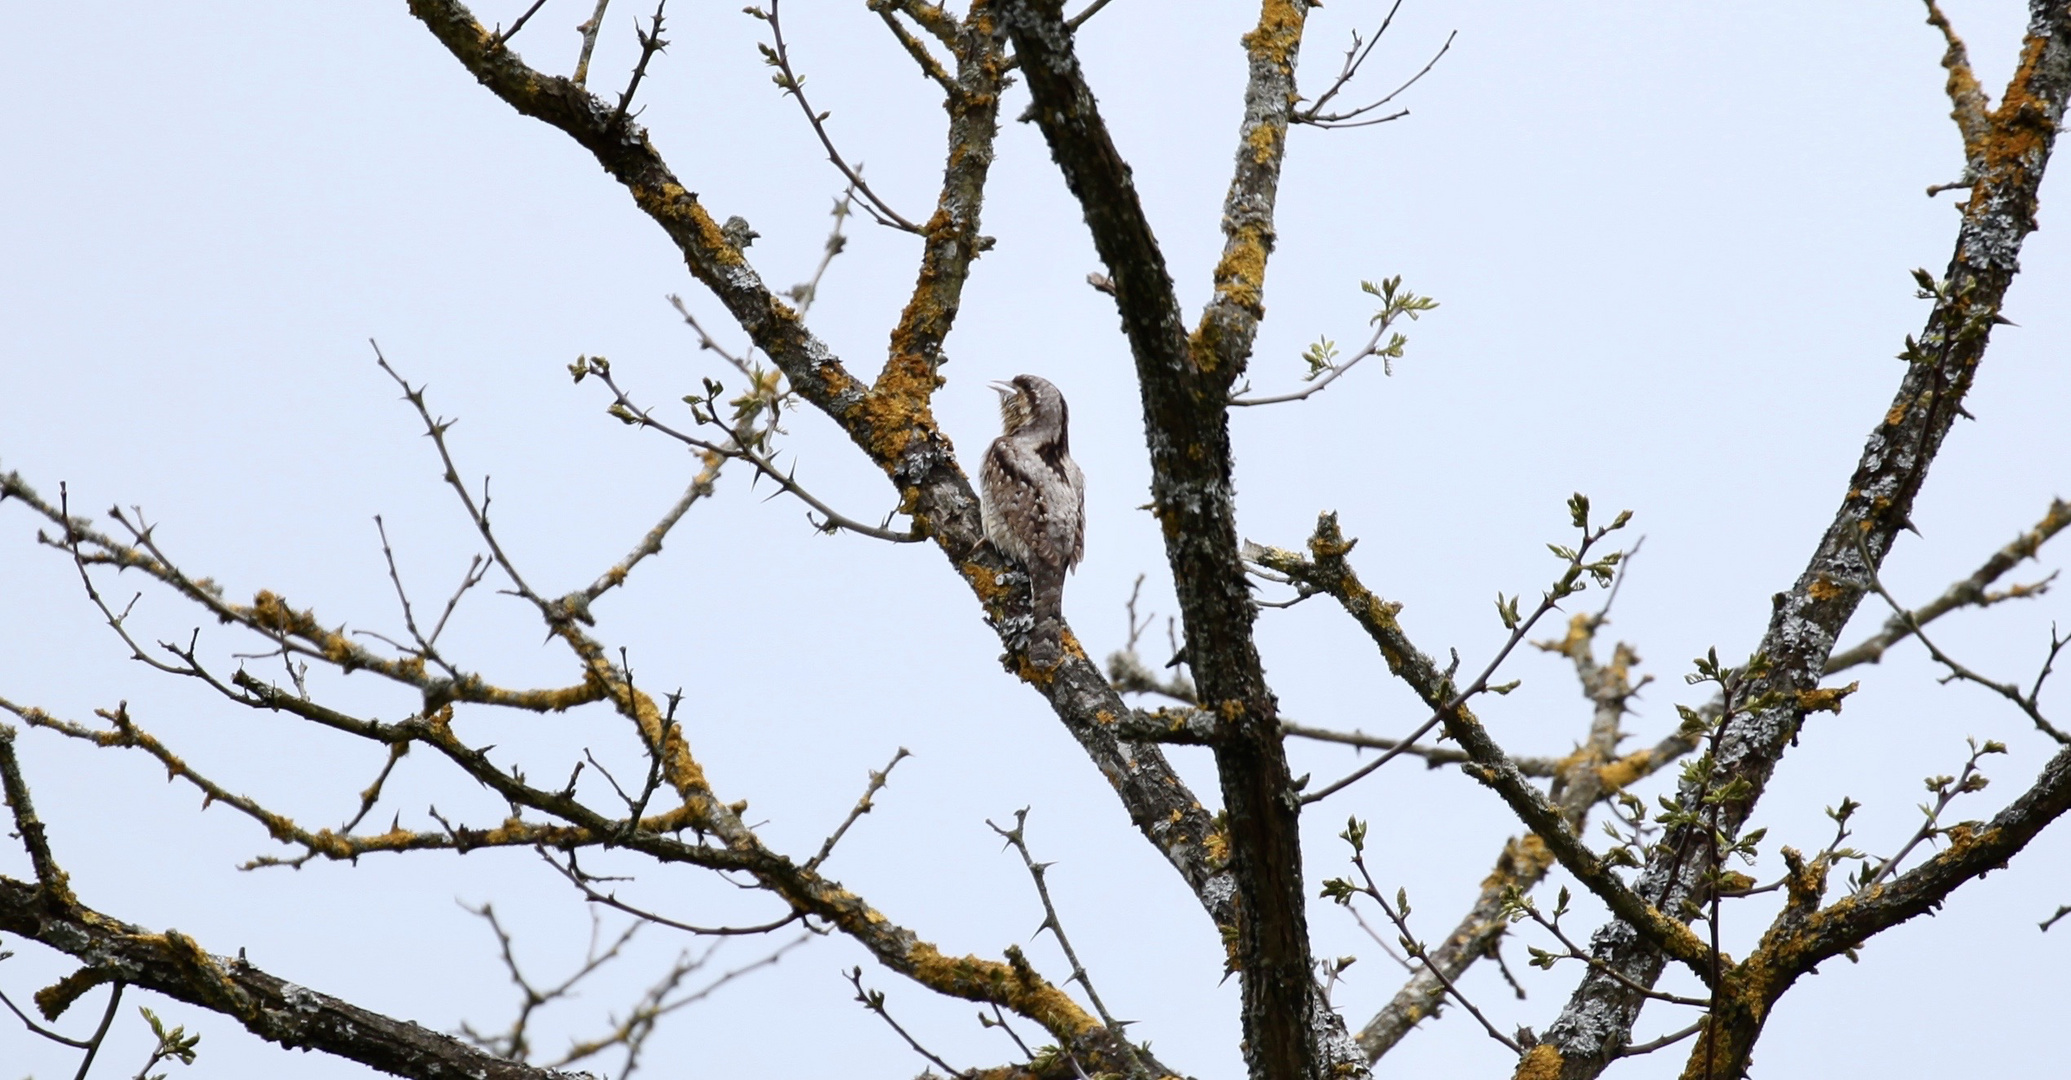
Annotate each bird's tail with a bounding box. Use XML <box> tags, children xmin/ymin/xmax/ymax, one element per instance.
<box><xmin>1028</xmin><ymin>560</ymin><xmax>1067</xmax><ymax>669</ymax></box>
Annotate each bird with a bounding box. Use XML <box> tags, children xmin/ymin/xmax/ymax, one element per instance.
<box><xmin>981</xmin><ymin>375</ymin><xmax>1086</xmax><ymax>668</ymax></box>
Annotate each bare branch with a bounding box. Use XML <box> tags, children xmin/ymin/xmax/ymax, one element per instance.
<box><xmin>807</xmin><ymin>747</ymin><xmax>911</xmax><ymax>871</ymax></box>
<box><xmin>988</xmin><ymin>808</ymin><xmax>1139</xmax><ymax>1072</ymax></box>
<box><xmin>757</xmin><ymin>0</ymin><xmax>922</xmax><ymax>232</ymax></box>
<box><xmin>1825</xmin><ymin>497</ymin><xmax>2069</xmax><ymax>672</ymax></box>
<box><xmin>572</xmin><ymin>0</ymin><xmax>612</xmax><ymax>86</ymax></box>
<box><xmin>1857</xmin><ymin>532</ymin><xmax>2069</xmax><ymax>744</ymax></box>
<box><xmin>846</xmin><ymin>967</ymin><xmax>969</xmax><ymax>1078</ymax></box>
<box><xmin>490</xmin><ymin>0</ymin><xmax>551</xmax><ymax>47</ymax></box>
<box><xmin>611</xmin><ymin>1</ymin><xmax>670</xmax><ymax>128</ymax></box>
<box><xmin>0</xmin><ymin>876</ymin><xmax>588</xmax><ymax>1080</ymax></box>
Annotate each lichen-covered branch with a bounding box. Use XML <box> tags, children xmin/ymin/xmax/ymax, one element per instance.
<box><xmin>1252</xmin><ymin>515</ymin><xmax>1714</xmax><ymax>982</ymax></box>
<box><xmin>1824</xmin><ymin>497</ymin><xmax>2067</xmax><ymax>672</ymax></box>
<box><xmin>1355</xmin><ymin>618</ymin><xmax>1647</xmax><ymax>1061</ymax></box>
<box><xmin>0</xmin><ymin>875</ymin><xmax>588</xmax><ymax>1080</ymax></box>
<box><xmin>999</xmin><ymin>2</ymin><xmax>1352</xmax><ymax>1076</ymax></box>
<box><xmin>1534</xmin><ymin>5</ymin><xmax>2071</xmax><ymax>1074</ymax></box>
<box><xmin>400</xmin><ymin>0</ymin><xmax>1234</xmax><ymax>939</ymax></box>
<box><xmin>1678</xmin><ymin>737</ymin><xmax>2071</xmax><ymax>1078</ymax></box>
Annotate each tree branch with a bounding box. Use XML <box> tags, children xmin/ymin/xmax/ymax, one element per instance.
<box><xmin>401</xmin><ymin>1</ymin><xmax>1235</xmax><ymax>938</ymax></box>
<box><xmin>1000</xmin><ymin>3</ymin><xmax>1349</xmax><ymax>1077</ymax></box>
<box><xmin>0</xmin><ymin>875</ymin><xmax>588</xmax><ymax>1080</ymax></box>
<box><xmin>1537</xmin><ymin>4</ymin><xmax>2071</xmax><ymax>1072</ymax></box>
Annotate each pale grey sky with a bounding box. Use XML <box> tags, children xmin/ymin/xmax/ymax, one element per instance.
<box><xmin>3</xmin><ymin>2</ymin><xmax>2066</xmax><ymax>1078</ymax></box>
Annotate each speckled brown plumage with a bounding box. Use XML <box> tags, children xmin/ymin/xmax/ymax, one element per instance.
<box><xmin>981</xmin><ymin>375</ymin><xmax>1085</xmax><ymax>667</ymax></box>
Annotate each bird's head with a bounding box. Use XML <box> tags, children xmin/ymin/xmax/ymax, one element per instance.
<box><xmin>993</xmin><ymin>375</ymin><xmax>1066</xmax><ymax>439</ymax></box>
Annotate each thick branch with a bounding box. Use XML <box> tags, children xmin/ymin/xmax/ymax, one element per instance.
<box><xmin>0</xmin><ymin>875</ymin><xmax>586</xmax><ymax>1080</ymax></box>
<box><xmin>375</xmin><ymin>2</ymin><xmax>1241</xmax><ymax>948</ymax></box>
<box><xmin>1688</xmin><ymin>739</ymin><xmax>2071</xmax><ymax>1077</ymax></box>
<box><xmin>1254</xmin><ymin>516</ymin><xmax>1714</xmax><ymax>980</ymax></box>
<box><xmin>1000</xmin><ymin>3</ymin><xmax>1345</xmax><ymax>1077</ymax></box>
<box><xmin>1538</xmin><ymin>6</ymin><xmax>2071</xmax><ymax>1074</ymax></box>
<box><xmin>1357</xmin><ymin>623</ymin><xmax>1645</xmax><ymax>1061</ymax></box>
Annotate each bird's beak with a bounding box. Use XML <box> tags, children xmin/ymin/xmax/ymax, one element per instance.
<box><xmin>989</xmin><ymin>380</ymin><xmax>1016</xmax><ymax>397</ymax></box>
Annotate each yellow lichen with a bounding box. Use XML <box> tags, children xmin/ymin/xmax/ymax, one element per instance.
<box><xmin>1598</xmin><ymin>750</ymin><xmax>1654</xmax><ymax>792</ymax></box>
<box><xmin>1795</xmin><ymin>681</ymin><xmax>1860</xmax><ymax>714</ymax></box>
<box><xmin>1514</xmin><ymin>1043</ymin><xmax>1564</xmax><ymax>1080</ymax></box>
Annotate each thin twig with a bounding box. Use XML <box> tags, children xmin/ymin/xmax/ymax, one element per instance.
<box><xmin>1295</xmin><ymin>510</ymin><xmax>1629</xmax><ymax>804</ymax></box>
<box><xmin>587</xmin><ymin>365</ymin><xmax>920</xmax><ymax>542</ymax></box>
<box><xmin>612</xmin><ymin>2</ymin><xmax>670</xmax><ymax>127</ymax></box>
<box><xmin>72</xmin><ymin>981</ymin><xmax>126</xmax><ymax>1080</ymax></box>
<box><xmin>1855</xmin><ymin>738</ymin><xmax>2004</xmax><ymax>894</ymax></box>
<box><xmin>1335</xmin><ymin>832</ymin><xmax>1520</xmax><ymax>1054</ymax></box>
<box><xmin>1613</xmin><ymin>1017</ymin><xmax>1705</xmax><ymax>1059</ymax></box>
<box><xmin>1065</xmin><ymin>0</ymin><xmax>1118</xmax><ymax>30</ymax></box>
<box><xmin>1856</xmin><ymin>532</ymin><xmax>2069</xmax><ymax>744</ymax></box>
<box><xmin>806</xmin><ymin>747</ymin><xmax>910</xmax><ymax>871</ymax></box>
<box><xmin>491</xmin><ymin>0</ymin><xmax>551</xmax><ymax>46</ymax></box>
<box><xmin>339</xmin><ymin>741</ymin><xmax>410</xmax><ymax>835</ymax></box>
<box><xmin>1298</xmin><ymin>31</ymin><xmax>1453</xmax><ymax>129</ymax></box>
<box><xmin>374</xmin><ymin>344</ymin><xmax>546</xmax><ymax>605</ymax></box>
<box><xmin>1827</xmin><ymin>498</ymin><xmax>2067</xmax><ymax>672</ymax></box>
<box><xmin>1297</xmin><ymin>0</ymin><xmax>1403</xmax><ymax>120</ymax></box>
<box><xmin>573</xmin><ymin>0</ymin><xmax>612</xmax><ymax>86</ymax></box>
<box><xmin>845</xmin><ymin>968</ymin><xmax>967</xmax><ymax>1078</ymax></box>
<box><xmin>988</xmin><ymin>808</ymin><xmax>1137</xmax><ymax>1066</ymax></box>
<box><xmin>761</xmin><ymin>0</ymin><xmax>921</xmax><ymax>233</ymax></box>
<box><xmin>1231</xmin><ymin>277</ymin><xmax>1435</xmax><ymax>406</ymax></box>
<box><xmin>787</xmin><ymin>187</ymin><xmax>858</xmax><ymax>316</ymax></box>
<box><xmin>539</xmin><ymin>849</ymin><xmax>805</xmax><ymax>937</ymax></box>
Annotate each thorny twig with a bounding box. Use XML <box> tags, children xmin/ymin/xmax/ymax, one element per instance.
<box><xmin>539</xmin><ymin>849</ymin><xmax>806</xmax><ymax>937</ymax></box>
<box><xmin>846</xmin><ymin>967</ymin><xmax>967</xmax><ymax>1078</ymax></box>
<box><xmin>612</xmin><ymin>2</ymin><xmax>670</xmax><ymax>128</ymax></box>
<box><xmin>755</xmin><ymin>0</ymin><xmax>921</xmax><ymax>232</ymax></box>
<box><xmin>582</xmin><ymin>360</ymin><xmax>920</xmax><ymax>542</ymax></box>
<box><xmin>988</xmin><ymin>808</ymin><xmax>1139</xmax><ymax>1073</ymax></box>
<box><xmin>456</xmin><ymin>902</ymin><xmax>642</xmax><ymax>1061</ymax></box>
<box><xmin>542</xmin><ymin>935</ymin><xmax>809</xmax><ymax>1076</ymax></box>
<box><xmin>1103</xmin><ymin>575</ymin><xmax>1197</xmax><ymax>704</ymax></box>
<box><xmin>374</xmin><ymin>344</ymin><xmax>546</xmax><ymax>606</ymax></box>
<box><xmin>1825</xmin><ymin>498</ymin><xmax>2067</xmax><ymax>672</ymax></box>
<box><xmin>807</xmin><ymin>747</ymin><xmax>911</xmax><ymax>871</ymax></box>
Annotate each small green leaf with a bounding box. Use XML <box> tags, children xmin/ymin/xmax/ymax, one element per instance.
<box><xmin>1568</xmin><ymin>492</ymin><xmax>1590</xmax><ymax>530</ymax></box>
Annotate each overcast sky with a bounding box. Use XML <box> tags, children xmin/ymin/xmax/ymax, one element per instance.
<box><xmin>3</xmin><ymin>2</ymin><xmax>2067</xmax><ymax>1078</ymax></box>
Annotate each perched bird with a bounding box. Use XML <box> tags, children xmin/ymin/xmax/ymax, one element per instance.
<box><xmin>981</xmin><ymin>375</ymin><xmax>1086</xmax><ymax>668</ymax></box>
